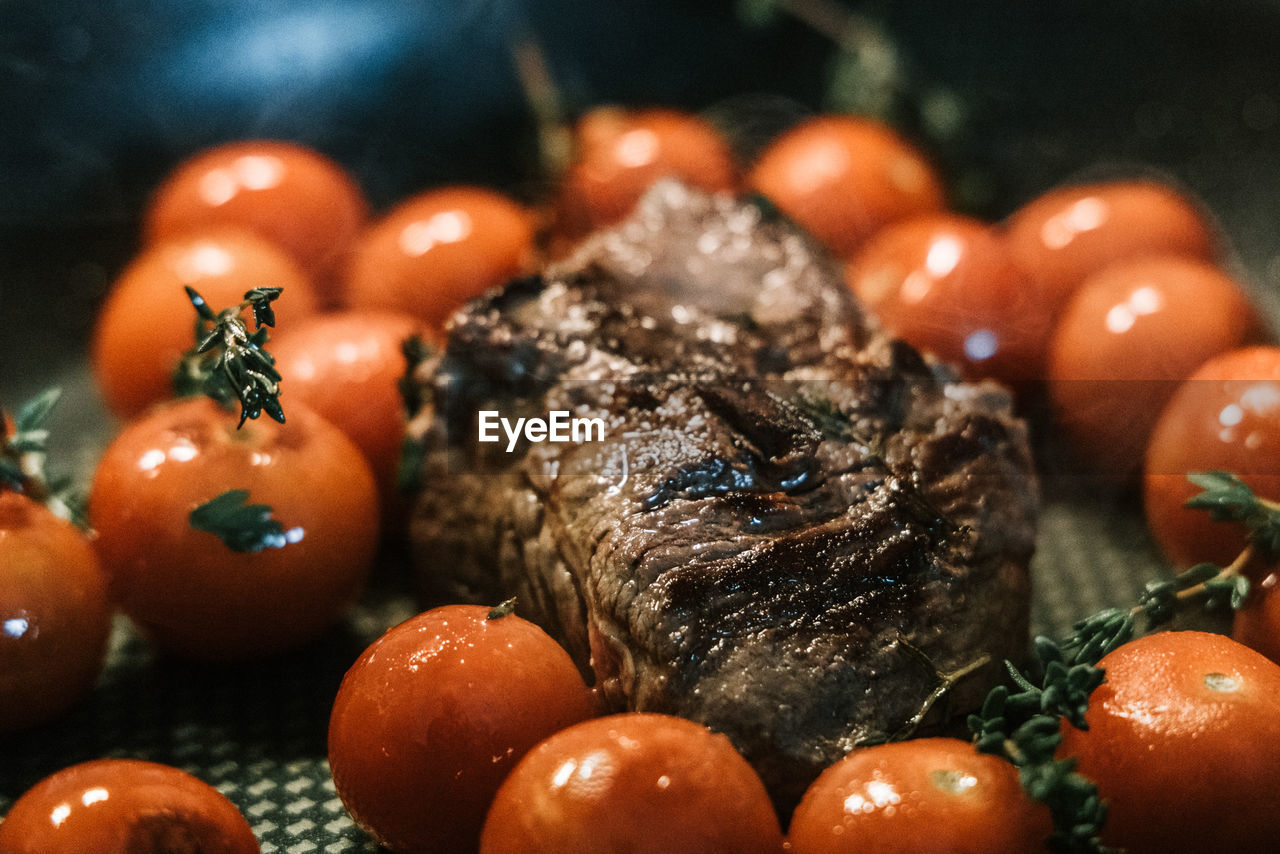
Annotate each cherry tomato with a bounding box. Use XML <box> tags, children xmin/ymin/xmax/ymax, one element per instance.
<box><xmin>844</xmin><ymin>212</ymin><xmax>1051</xmax><ymax>389</ymax></box>
<box><xmin>144</xmin><ymin>139</ymin><xmax>368</xmax><ymax>296</ymax></box>
<box><xmin>1144</xmin><ymin>347</ymin><xmax>1280</xmax><ymax>568</ymax></box>
<box><xmin>747</xmin><ymin>115</ymin><xmax>945</xmax><ymax>259</ymax></box>
<box><xmin>269</xmin><ymin>309</ymin><xmax>433</xmax><ymax>521</ymax></box>
<box><xmin>553</xmin><ymin>106</ymin><xmax>739</xmax><ymax>239</ymax></box>
<box><xmin>327</xmin><ymin>604</ymin><xmax>596</xmax><ymax>854</ymax></box>
<box><xmin>0</xmin><ymin>758</ymin><xmax>259</xmax><ymax>853</ymax></box>
<box><xmin>479</xmin><ymin>712</ymin><xmax>785</xmax><ymax>854</ymax></box>
<box><xmin>787</xmin><ymin>737</ymin><xmax>1050</xmax><ymax>854</ymax></box>
<box><xmin>1049</xmin><ymin>256</ymin><xmax>1263</xmax><ymax>478</ymax></box>
<box><xmin>1003</xmin><ymin>179</ymin><xmax>1217</xmax><ymax>313</ymax></box>
<box><xmin>1058</xmin><ymin>631</ymin><xmax>1280</xmax><ymax>854</ymax></box>
<box><xmin>342</xmin><ymin>186</ymin><xmax>536</xmax><ymax>333</ymax></box>
<box><xmin>88</xmin><ymin>396</ymin><xmax>378</xmax><ymax>660</ymax></box>
<box><xmin>91</xmin><ymin>229</ymin><xmax>320</xmax><ymax>419</ymax></box>
<box><xmin>1233</xmin><ymin>569</ymin><xmax>1280</xmax><ymax>666</ymax></box>
<box><xmin>0</xmin><ymin>492</ymin><xmax>112</xmax><ymax>732</ymax></box>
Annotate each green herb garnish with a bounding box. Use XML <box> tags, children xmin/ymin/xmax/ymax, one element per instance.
<box><xmin>175</xmin><ymin>286</ymin><xmax>285</xmax><ymax>427</ymax></box>
<box><xmin>189</xmin><ymin>489</ymin><xmax>301</xmax><ymax>553</ymax></box>
<box><xmin>1</xmin><ymin>388</ymin><xmax>87</xmax><ymax>525</ymax></box>
<box><xmin>970</xmin><ymin>471</ymin><xmax>1276</xmax><ymax>853</ymax></box>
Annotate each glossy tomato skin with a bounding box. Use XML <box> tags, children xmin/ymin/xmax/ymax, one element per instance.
<box><xmin>787</xmin><ymin>737</ymin><xmax>1049</xmax><ymax>854</ymax></box>
<box><xmin>327</xmin><ymin>605</ymin><xmax>596</xmax><ymax>854</ymax></box>
<box><xmin>845</xmin><ymin>212</ymin><xmax>1051</xmax><ymax>389</ymax></box>
<box><xmin>88</xmin><ymin>396</ymin><xmax>378</xmax><ymax>661</ymax></box>
<box><xmin>145</xmin><ymin>139</ymin><xmax>369</xmax><ymax>294</ymax></box>
<box><xmin>1058</xmin><ymin>631</ymin><xmax>1280</xmax><ymax>854</ymax></box>
<box><xmin>1233</xmin><ymin>570</ymin><xmax>1280</xmax><ymax>665</ymax></box>
<box><xmin>554</xmin><ymin>106</ymin><xmax>739</xmax><ymax>239</ymax></box>
<box><xmin>342</xmin><ymin>186</ymin><xmax>535</xmax><ymax>333</ymax></box>
<box><xmin>1049</xmin><ymin>257</ymin><xmax>1263</xmax><ymax>479</ymax></box>
<box><xmin>1144</xmin><ymin>347</ymin><xmax>1280</xmax><ymax>568</ymax></box>
<box><xmin>0</xmin><ymin>492</ymin><xmax>112</xmax><ymax>732</ymax></box>
<box><xmin>0</xmin><ymin>759</ymin><xmax>259</xmax><ymax>853</ymax></box>
<box><xmin>91</xmin><ymin>229</ymin><xmax>320</xmax><ymax>419</ymax></box>
<box><xmin>747</xmin><ymin>115</ymin><xmax>945</xmax><ymax>259</ymax></box>
<box><xmin>479</xmin><ymin>712</ymin><xmax>786</xmax><ymax>854</ymax></box>
<box><xmin>1003</xmin><ymin>179</ymin><xmax>1217</xmax><ymax>313</ymax></box>
<box><xmin>269</xmin><ymin>310</ymin><xmax>431</xmax><ymax>519</ymax></box>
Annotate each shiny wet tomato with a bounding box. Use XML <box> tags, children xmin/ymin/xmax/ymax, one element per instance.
<box><xmin>480</xmin><ymin>712</ymin><xmax>785</xmax><ymax>854</ymax></box>
<box><xmin>553</xmin><ymin>106</ymin><xmax>739</xmax><ymax>240</ymax></box>
<box><xmin>88</xmin><ymin>396</ymin><xmax>378</xmax><ymax>660</ymax></box>
<box><xmin>1144</xmin><ymin>347</ymin><xmax>1280</xmax><ymax>568</ymax></box>
<box><xmin>0</xmin><ymin>759</ymin><xmax>259</xmax><ymax>853</ymax></box>
<box><xmin>1003</xmin><ymin>179</ymin><xmax>1217</xmax><ymax>313</ymax></box>
<box><xmin>844</xmin><ymin>212</ymin><xmax>1051</xmax><ymax>389</ymax></box>
<box><xmin>747</xmin><ymin>115</ymin><xmax>945</xmax><ymax>259</ymax></box>
<box><xmin>1049</xmin><ymin>256</ymin><xmax>1263</xmax><ymax>478</ymax></box>
<box><xmin>1233</xmin><ymin>569</ymin><xmax>1280</xmax><ymax>666</ymax></box>
<box><xmin>91</xmin><ymin>229</ymin><xmax>319</xmax><ymax>419</ymax></box>
<box><xmin>144</xmin><ymin>139</ymin><xmax>368</xmax><ymax>295</ymax></box>
<box><xmin>328</xmin><ymin>604</ymin><xmax>596</xmax><ymax>854</ymax></box>
<box><xmin>1058</xmin><ymin>631</ymin><xmax>1280</xmax><ymax>854</ymax></box>
<box><xmin>0</xmin><ymin>492</ymin><xmax>112</xmax><ymax>732</ymax></box>
<box><xmin>269</xmin><ymin>309</ymin><xmax>432</xmax><ymax>520</ymax></box>
<box><xmin>787</xmin><ymin>737</ymin><xmax>1049</xmax><ymax>854</ymax></box>
<box><xmin>342</xmin><ymin>186</ymin><xmax>536</xmax><ymax>333</ymax></box>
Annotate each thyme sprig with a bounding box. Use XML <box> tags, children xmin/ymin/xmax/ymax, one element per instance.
<box><xmin>175</xmin><ymin>286</ymin><xmax>285</xmax><ymax>427</ymax></box>
<box><xmin>1</xmin><ymin>388</ymin><xmax>87</xmax><ymax>525</ymax></box>
<box><xmin>970</xmin><ymin>471</ymin><xmax>1277</xmax><ymax>854</ymax></box>
<box><xmin>189</xmin><ymin>489</ymin><xmax>301</xmax><ymax>553</ymax></box>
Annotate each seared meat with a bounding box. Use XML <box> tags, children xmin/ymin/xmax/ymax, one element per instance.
<box><xmin>406</xmin><ymin>182</ymin><xmax>1038</xmax><ymax>810</ymax></box>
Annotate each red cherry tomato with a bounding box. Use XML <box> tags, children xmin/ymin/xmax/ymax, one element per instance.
<box><xmin>1003</xmin><ymin>179</ymin><xmax>1217</xmax><ymax>312</ymax></box>
<box><xmin>145</xmin><ymin>140</ymin><xmax>368</xmax><ymax>296</ymax></box>
<box><xmin>1233</xmin><ymin>569</ymin><xmax>1280</xmax><ymax>666</ymax></box>
<box><xmin>342</xmin><ymin>186</ymin><xmax>536</xmax><ymax>333</ymax></box>
<box><xmin>328</xmin><ymin>604</ymin><xmax>596</xmax><ymax>854</ymax></box>
<box><xmin>1144</xmin><ymin>346</ymin><xmax>1280</xmax><ymax>567</ymax></box>
<box><xmin>0</xmin><ymin>759</ymin><xmax>259</xmax><ymax>853</ymax></box>
<box><xmin>747</xmin><ymin>115</ymin><xmax>946</xmax><ymax>259</ymax></box>
<box><xmin>844</xmin><ymin>212</ymin><xmax>1051</xmax><ymax>389</ymax></box>
<box><xmin>269</xmin><ymin>310</ymin><xmax>433</xmax><ymax>521</ymax></box>
<box><xmin>1049</xmin><ymin>256</ymin><xmax>1263</xmax><ymax>478</ymax></box>
<box><xmin>787</xmin><ymin>737</ymin><xmax>1050</xmax><ymax>854</ymax></box>
<box><xmin>0</xmin><ymin>492</ymin><xmax>112</xmax><ymax>732</ymax></box>
<box><xmin>91</xmin><ymin>229</ymin><xmax>320</xmax><ymax>419</ymax></box>
<box><xmin>553</xmin><ymin>106</ymin><xmax>739</xmax><ymax>239</ymax></box>
<box><xmin>88</xmin><ymin>396</ymin><xmax>379</xmax><ymax>660</ymax></box>
<box><xmin>480</xmin><ymin>712</ymin><xmax>786</xmax><ymax>854</ymax></box>
<box><xmin>1058</xmin><ymin>631</ymin><xmax>1280</xmax><ymax>854</ymax></box>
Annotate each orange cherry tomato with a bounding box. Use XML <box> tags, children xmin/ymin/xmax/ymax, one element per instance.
<box><xmin>1058</xmin><ymin>631</ymin><xmax>1280</xmax><ymax>854</ymax></box>
<box><xmin>1144</xmin><ymin>346</ymin><xmax>1280</xmax><ymax>568</ymax></box>
<box><xmin>553</xmin><ymin>106</ymin><xmax>739</xmax><ymax>239</ymax></box>
<box><xmin>91</xmin><ymin>229</ymin><xmax>319</xmax><ymax>419</ymax></box>
<box><xmin>328</xmin><ymin>604</ymin><xmax>596</xmax><ymax>854</ymax></box>
<box><xmin>342</xmin><ymin>186</ymin><xmax>536</xmax><ymax>333</ymax></box>
<box><xmin>0</xmin><ymin>492</ymin><xmax>112</xmax><ymax>732</ymax></box>
<box><xmin>1049</xmin><ymin>256</ymin><xmax>1263</xmax><ymax>479</ymax></box>
<box><xmin>844</xmin><ymin>212</ymin><xmax>1051</xmax><ymax>389</ymax></box>
<box><xmin>269</xmin><ymin>309</ymin><xmax>433</xmax><ymax>521</ymax></box>
<box><xmin>480</xmin><ymin>712</ymin><xmax>785</xmax><ymax>854</ymax></box>
<box><xmin>144</xmin><ymin>139</ymin><xmax>369</xmax><ymax>296</ymax></box>
<box><xmin>787</xmin><ymin>737</ymin><xmax>1050</xmax><ymax>854</ymax></box>
<box><xmin>88</xmin><ymin>396</ymin><xmax>378</xmax><ymax>660</ymax></box>
<box><xmin>0</xmin><ymin>758</ymin><xmax>259</xmax><ymax>853</ymax></box>
<box><xmin>1003</xmin><ymin>179</ymin><xmax>1217</xmax><ymax>313</ymax></box>
<box><xmin>747</xmin><ymin>115</ymin><xmax>946</xmax><ymax>259</ymax></box>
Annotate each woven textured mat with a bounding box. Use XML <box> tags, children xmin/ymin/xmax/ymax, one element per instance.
<box><xmin>0</xmin><ymin>365</ymin><xmax>1197</xmax><ymax>850</ymax></box>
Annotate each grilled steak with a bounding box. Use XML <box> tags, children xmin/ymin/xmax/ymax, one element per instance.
<box><xmin>406</xmin><ymin>182</ymin><xmax>1038</xmax><ymax>810</ymax></box>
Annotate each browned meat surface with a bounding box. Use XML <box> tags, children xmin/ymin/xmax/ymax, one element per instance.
<box><xmin>406</xmin><ymin>182</ymin><xmax>1038</xmax><ymax>810</ymax></box>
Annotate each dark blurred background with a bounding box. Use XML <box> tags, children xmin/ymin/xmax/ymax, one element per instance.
<box><xmin>5</xmin><ymin>0</ymin><xmax>1280</xmax><ymax>400</ymax></box>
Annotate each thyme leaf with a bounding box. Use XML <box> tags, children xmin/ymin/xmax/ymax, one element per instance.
<box><xmin>1</xmin><ymin>388</ymin><xmax>87</xmax><ymax>526</ymax></box>
<box><xmin>189</xmin><ymin>489</ymin><xmax>300</xmax><ymax>553</ymax></box>
<box><xmin>176</xmin><ymin>286</ymin><xmax>285</xmax><ymax>427</ymax></box>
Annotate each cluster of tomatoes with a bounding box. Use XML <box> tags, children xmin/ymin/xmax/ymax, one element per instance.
<box><xmin>3</xmin><ymin>105</ymin><xmax>1280</xmax><ymax>853</ymax></box>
